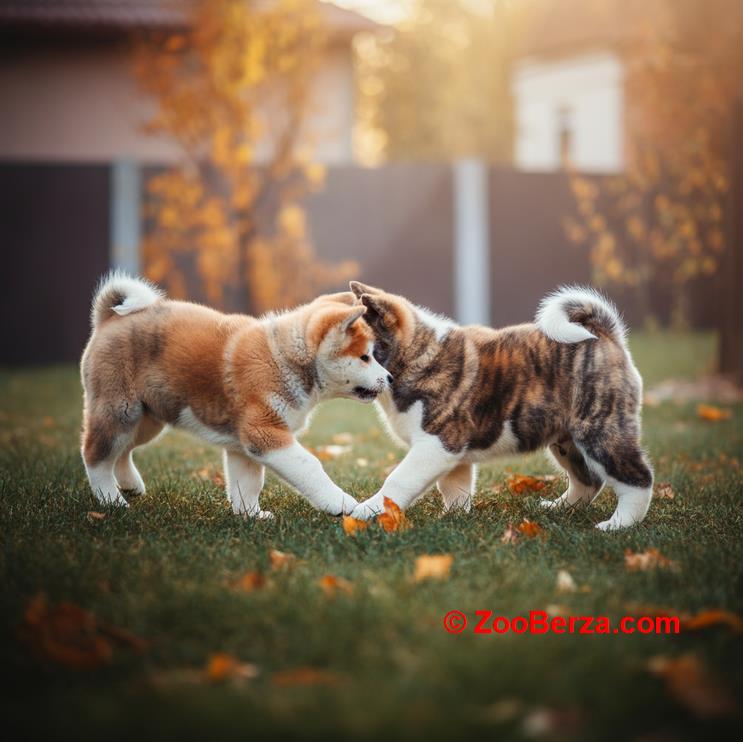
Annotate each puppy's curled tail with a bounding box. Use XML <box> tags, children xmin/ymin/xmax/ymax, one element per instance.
<box><xmin>91</xmin><ymin>270</ymin><xmax>164</xmax><ymax>329</ymax></box>
<box><xmin>535</xmin><ymin>285</ymin><xmax>627</xmax><ymax>346</ymax></box>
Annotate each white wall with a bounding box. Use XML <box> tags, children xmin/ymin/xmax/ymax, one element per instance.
<box><xmin>0</xmin><ymin>42</ymin><xmax>356</xmax><ymax>164</ymax></box>
<box><xmin>512</xmin><ymin>50</ymin><xmax>625</xmax><ymax>173</ymax></box>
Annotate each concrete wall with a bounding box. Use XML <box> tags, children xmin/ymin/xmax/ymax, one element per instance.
<box><xmin>512</xmin><ymin>50</ymin><xmax>625</xmax><ymax>174</ymax></box>
<box><xmin>0</xmin><ymin>40</ymin><xmax>356</xmax><ymax>164</ymax></box>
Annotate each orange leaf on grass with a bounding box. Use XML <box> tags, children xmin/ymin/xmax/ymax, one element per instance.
<box><xmin>86</xmin><ymin>511</ymin><xmax>106</xmax><ymax>522</ymax></box>
<box><xmin>647</xmin><ymin>654</ymin><xmax>737</xmax><ymax>718</ymax></box>
<box><xmin>314</xmin><ymin>444</ymin><xmax>352</xmax><ymax>461</ymax></box>
<box><xmin>235</xmin><ymin>571</ymin><xmax>266</xmax><ymax>593</ymax></box>
<box><xmin>507</xmin><ymin>475</ymin><xmax>548</xmax><ymax>495</ymax></box>
<box><xmin>655</xmin><ymin>482</ymin><xmax>676</xmax><ymax>500</ymax></box>
<box><xmin>683</xmin><ymin>610</ymin><xmax>743</xmax><ymax>633</ymax></box>
<box><xmin>377</xmin><ymin>497</ymin><xmax>410</xmax><ymax>533</ymax></box>
<box><xmin>205</xmin><ymin>653</ymin><xmax>259</xmax><ymax>683</ymax></box>
<box><xmin>269</xmin><ymin>549</ymin><xmax>297</xmax><ymax>571</ymax></box>
<box><xmin>342</xmin><ymin>515</ymin><xmax>368</xmax><ymax>536</ymax></box>
<box><xmin>517</xmin><ymin>519</ymin><xmax>545</xmax><ymax>539</ymax></box>
<box><xmin>413</xmin><ymin>554</ymin><xmax>453</xmax><ymax>582</ymax></box>
<box><xmin>697</xmin><ymin>404</ymin><xmax>732</xmax><ymax>422</ymax></box>
<box><xmin>20</xmin><ymin>592</ymin><xmax>146</xmax><ymax>670</ymax></box>
<box><xmin>271</xmin><ymin>667</ymin><xmax>342</xmax><ymax>687</ymax></box>
<box><xmin>624</xmin><ymin>548</ymin><xmax>679</xmax><ymax>572</ymax></box>
<box><xmin>318</xmin><ymin>574</ymin><xmax>354</xmax><ymax>598</ymax></box>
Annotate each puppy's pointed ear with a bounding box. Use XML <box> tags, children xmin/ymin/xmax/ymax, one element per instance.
<box><xmin>339</xmin><ymin>305</ymin><xmax>367</xmax><ymax>333</ymax></box>
<box><xmin>307</xmin><ymin>305</ymin><xmax>366</xmax><ymax>348</ymax></box>
<box><xmin>350</xmin><ymin>280</ymin><xmax>382</xmax><ymax>298</ymax></box>
<box><xmin>360</xmin><ymin>293</ymin><xmax>398</xmax><ymax>333</ymax></box>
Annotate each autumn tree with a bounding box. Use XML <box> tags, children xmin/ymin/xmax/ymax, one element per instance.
<box><xmin>135</xmin><ymin>0</ymin><xmax>356</xmax><ymax>312</ymax></box>
<box><xmin>564</xmin><ymin>0</ymin><xmax>743</xmax><ymax>323</ymax></box>
<box><xmin>356</xmin><ymin>0</ymin><xmax>530</xmax><ymax>163</ymax></box>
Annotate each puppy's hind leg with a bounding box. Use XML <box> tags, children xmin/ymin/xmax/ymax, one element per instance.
<box><xmin>114</xmin><ymin>414</ymin><xmax>164</xmax><ymax>496</ymax></box>
<box><xmin>223</xmin><ymin>450</ymin><xmax>272</xmax><ymax>519</ymax></box>
<box><xmin>572</xmin><ymin>435</ymin><xmax>653</xmax><ymax>531</ymax></box>
<box><xmin>540</xmin><ymin>437</ymin><xmax>604</xmax><ymax>510</ymax></box>
<box><xmin>82</xmin><ymin>421</ymin><xmax>132</xmax><ymax>507</ymax></box>
<box><xmin>437</xmin><ymin>463</ymin><xmax>476</xmax><ymax>513</ymax></box>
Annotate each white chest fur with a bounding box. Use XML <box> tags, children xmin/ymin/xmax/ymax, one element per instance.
<box><xmin>375</xmin><ymin>396</ymin><xmax>425</xmax><ymax>449</ymax></box>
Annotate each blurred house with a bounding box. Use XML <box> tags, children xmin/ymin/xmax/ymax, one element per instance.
<box><xmin>512</xmin><ymin>0</ymin><xmax>670</xmax><ymax>174</ymax></box>
<box><xmin>0</xmin><ymin>0</ymin><xmax>379</xmax><ymax>165</ymax></box>
<box><xmin>0</xmin><ymin>0</ymin><xmax>382</xmax><ymax>364</ymax></box>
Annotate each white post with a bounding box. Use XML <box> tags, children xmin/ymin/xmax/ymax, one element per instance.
<box><xmin>453</xmin><ymin>158</ymin><xmax>490</xmax><ymax>326</ymax></box>
<box><xmin>110</xmin><ymin>160</ymin><xmax>141</xmax><ymax>275</ymax></box>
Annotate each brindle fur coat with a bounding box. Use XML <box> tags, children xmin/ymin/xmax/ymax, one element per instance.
<box><xmin>348</xmin><ymin>282</ymin><xmax>653</xmax><ymax>531</ymax></box>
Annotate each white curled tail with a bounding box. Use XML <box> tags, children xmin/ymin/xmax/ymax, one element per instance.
<box><xmin>90</xmin><ymin>270</ymin><xmax>164</xmax><ymax>329</ymax></box>
<box><xmin>535</xmin><ymin>285</ymin><xmax>627</xmax><ymax>346</ymax></box>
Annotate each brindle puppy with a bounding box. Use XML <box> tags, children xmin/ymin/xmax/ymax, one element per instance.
<box><xmin>348</xmin><ymin>282</ymin><xmax>653</xmax><ymax>531</ymax></box>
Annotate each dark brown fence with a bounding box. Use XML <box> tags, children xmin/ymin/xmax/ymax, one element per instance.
<box><xmin>0</xmin><ymin>160</ymin><xmax>725</xmax><ymax>365</ymax></box>
<box><xmin>0</xmin><ymin>163</ymin><xmax>109</xmax><ymax>364</ymax></box>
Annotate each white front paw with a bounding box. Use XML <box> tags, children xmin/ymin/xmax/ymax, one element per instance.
<box><xmin>350</xmin><ymin>494</ymin><xmax>386</xmax><ymax>521</ymax></box>
<box><xmin>319</xmin><ymin>492</ymin><xmax>359</xmax><ymax>516</ymax></box>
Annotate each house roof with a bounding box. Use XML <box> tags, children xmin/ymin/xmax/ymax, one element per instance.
<box><xmin>0</xmin><ymin>0</ymin><xmax>381</xmax><ymax>37</ymax></box>
<box><xmin>518</xmin><ymin>0</ymin><xmax>673</xmax><ymax>60</ymax></box>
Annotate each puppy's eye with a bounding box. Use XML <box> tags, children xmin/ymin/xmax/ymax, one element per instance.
<box><xmin>360</xmin><ymin>354</ymin><xmax>370</xmax><ymax>362</ymax></box>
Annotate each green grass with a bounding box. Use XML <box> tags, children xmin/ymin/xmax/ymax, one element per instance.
<box><xmin>1</xmin><ymin>331</ymin><xmax>742</xmax><ymax>740</ymax></box>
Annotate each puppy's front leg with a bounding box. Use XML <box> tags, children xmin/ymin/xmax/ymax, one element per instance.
<box><xmin>223</xmin><ymin>449</ymin><xmax>272</xmax><ymax>519</ymax></box>
<box><xmin>351</xmin><ymin>437</ymin><xmax>462</xmax><ymax>520</ymax></box>
<box><xmin>257</xmin><ymin>439</ymin><xmax>358</xmax><ymax>516</ymax></box>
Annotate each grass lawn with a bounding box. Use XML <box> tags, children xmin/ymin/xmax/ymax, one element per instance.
<box><xmin>1</xmin><ymin>331</ymin><xmax>741</xmax><ymax>740</ymax></box>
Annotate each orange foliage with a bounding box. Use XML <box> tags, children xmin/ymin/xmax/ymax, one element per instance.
<box><xmin>565</xmin><ymin>2</ymin><xmax>743</xmax><ymax>321</ymax></box>
<box><xmin>136</xmin><ymin>0</ymin><xmax>356</xmax><ymax>312</ymax></box>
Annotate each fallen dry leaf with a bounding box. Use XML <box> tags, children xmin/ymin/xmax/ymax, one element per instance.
<box><xmin>331</xmin><ymin>432</ymin><xmax>354</xmax><ymax>445</ymax></box>
<box><xmin>517</xmin><ymin>519</ymin><xmax>545</xmax><ymax>539</ymax></box>
<box><xmin>205</xmin><ymin>653</ymin><xmax>259</xmax><ymax>683</ymax></box>
<box><xmin>314</xmin><ymin>444</ymin><xmax>352</xmax><ymax>461</ymax></box>
<box><xmin>271</xmin><ymin>667</ymin><xmax>342</xmax><ymax>687</ymax></box>
<box><xmin>342</xmin><ymin>515</ymin><xmax>368</xmax><ymax>536</ymax></box>
<box><xmin>86</xmin><ymin>511</ymin><xmax>106</xmax><ymax>522</ymax></box>
<box><xmin>697</xmin><ymin>404</ymin><xmax>732</xmax><ymax>422</ymax></box>
<box><xmin>655</xmin><ymin>482</ymin><xmax>676</xmax><ymax>500</ymax></box>
<box><xmin>41</xmin><ymin>416</ymin><xmax>55</xmax><ymax>428</ymax></box>
<box><xmin>318</xmin><ymin>574</ymin><xmax>354</xmax><ymax>598</ymax></box>
<box><xmin>413</xmin><ymin>554</ymin><xmax>454</xmax><ymax>582</ymax></box>
<box><xmin>682</xmin><ymin>609</ymin><xmax>743</xmax><ymax>633</ymax></box>
<box><xmin>556</xmin><ymin>569</ymin><xmax>577</xmax><ymax>594</ymax></box>
<box><xmin>269</xmin><ymin>549</ymin><xmax>297</xmax><ymax>571</ymax></box>
<box><xmin>501</xmin><ymin>524</ymin><xmax>521</xmax><ymax>544</ymax></box>
<box><xmin>20</xmin><ymin>592</ymin><xmax>146</xmax><ymax>670</ymax></box>
<box><xmin>234</xmin><ymin>571</ymin><xmax>266</xmax><ymax>593</ymax></box>
<box><xmin>647</xmin><ymin>654</ymin><xmax>737</xmax><ymax>718</ymax></box>
<box><xmin>624</xmin><ymin>548</ymin><xmax>679</xmax><ymax>572</ymax></box>
<box><xmin>378</xmin><ymin>496</ymin><xmax>410</xmax><ymax>533</ymax></box>
<box><xmin>507</xmin><ymin>474</ymin><xmax>549</xmax><ymax>495</ymax></box>
<box><xmin>194</xmin><ymin>467</ymin><xmax>225</xmax><ymax>487</ymax></box>
<box><xmin>355</xmin><ymin>457</ymin><xmax>369</xmax><ymax>467</ymax></box>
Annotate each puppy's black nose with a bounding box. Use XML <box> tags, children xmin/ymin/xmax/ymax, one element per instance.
<box><xmin>387</xmin><ymin>374</ymin><xmax>394</xmax><ymax>384</ymax></box>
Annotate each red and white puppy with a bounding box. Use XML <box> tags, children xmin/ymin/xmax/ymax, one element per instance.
<box><xmin>80</xmin><ymin>272</ymin><xmax>391</xmax><ymax>518</ymax></box>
